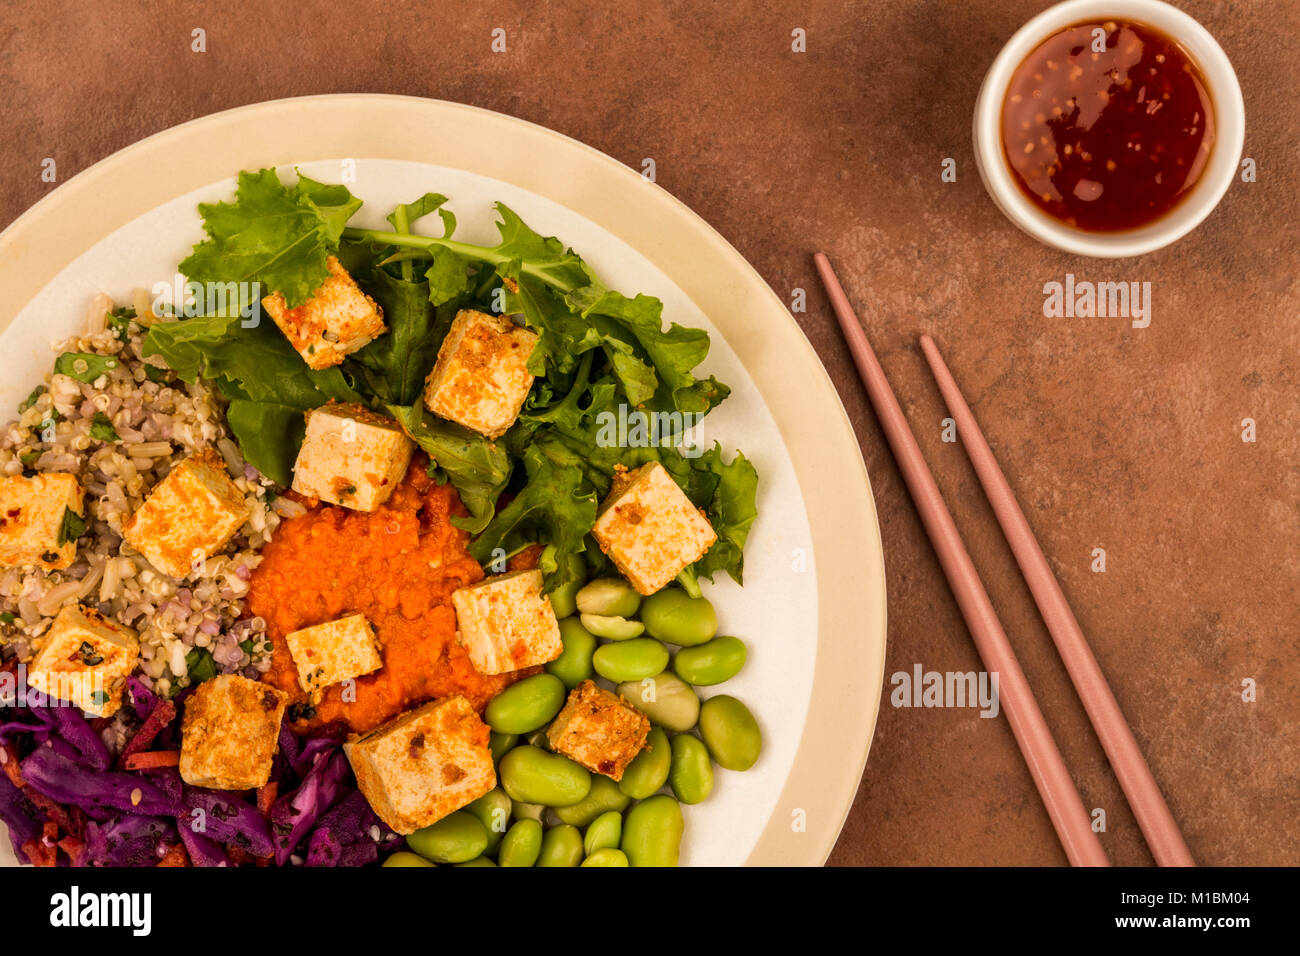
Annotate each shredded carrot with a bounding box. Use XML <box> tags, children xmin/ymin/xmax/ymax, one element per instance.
<box><xmin>156</xmin><ymin>843</ymin><xmax>189</xmax><ymax>867</ymax></box>
<box><xmin>122</xmin><ymin>750</ymin><xmax>181</xmax><ymax>770</ymax></box>
<box><xmin>256</xmin><ymin>781</ymin><xmax>277</xmax><ymax>815</ymax></box>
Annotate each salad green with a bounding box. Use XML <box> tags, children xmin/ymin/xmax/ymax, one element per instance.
<box><xmin>144</xmin><ymin>168</ymin><xmax>758</xmax><ymax>594</ymax></box>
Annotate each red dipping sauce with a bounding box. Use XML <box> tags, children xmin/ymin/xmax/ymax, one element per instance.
<box><xmin>1001</xmin><ymin>19</ymin><xmax>1215</xmax><ymax>232</ymax></box>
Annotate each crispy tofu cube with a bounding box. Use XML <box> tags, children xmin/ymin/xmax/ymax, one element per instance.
<box><xmin>26</xmin><ymin>605</ymin><xmax>139</xmax><ymax>718</ymax></box>
<box><xmin>261</xmin><ymin>256</ymin><xmax>386</xmax><ymax>370</ymax></box>
<box><xmin>0</xmin><ymin>473</ymin><xmax>84</xmax><ymax>571</ymax></box>
<box><xmin>344</xmin><ymin>696</ymin><xmax>495</xmax><ymax>834</ymax></box>
<box><xmin>285</xmin><ymin>613</ymin><xmax>383</xmax><ymax>698</ymax></box>
<box><xmin>121</xmin><ymin>450</ymin><xmax>251</xmax><ymax>580</ymax></box>
<box><xmin>290</xmin><ymin>402</ymin><xmax>413</xmax><ymax>512</ymax></box>
<box><xmin>179</xmin><ymin>675</ymin><xmax>287</xmax><ymax>790</ymax></box>
<box><xmin>423</xmin><ymin>309</ymin><xmax>537</xmax><ymax>439</ymax></box>
<box><xmin>451</xmin><ymin>569</ymin><xmax>562</xmax><ymax>676</ymax></box>
<box><xmin>591</xmin><ymin>462</ymin><xmax>717</xmax><ymax>595</ymax></box>
<box><xmin>547</xmin><ymin>680</ymin><xmax>650</xmax><ymax>781</ymax></box>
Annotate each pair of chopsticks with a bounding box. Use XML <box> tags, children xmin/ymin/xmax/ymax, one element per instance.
<box><xmin>814</xmin><ymin>253</ymin><xmax>1194</xmax><ymax>868</ymax></box>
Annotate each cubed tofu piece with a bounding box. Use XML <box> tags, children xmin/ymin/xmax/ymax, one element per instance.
<box><xmin>591</xmin><ymin>461</ymin><xmax>717</xmax><ymax>595</ymax></box>
<box><xmin>290</xmin><ymin>402</ymin><xmax>413</xmax><ymax>512</ymax></box>
<box><xmin>179</xmin><ymin>675</ymin><xmax>287</xmax><ymax>790</ymax></box>
<box><xmin>547</xmin><ymin>680</ymin><xmax>650</xmax><ymax>781</ymax></box>
<box><xmin>344</xmin><ymin>696</ymin><xmax>495</xmax><ymax>834</ymax></box>
<box><xmin>451</xmin><ymin>569</ymin><xmax>562</xmax><ymax>676</ymax></box>
<box><xmin>26</xmin><ymin>604</ymin><xmax>139</xmax><ymax>718</ymax></box>
<box><xmin>285</xmin><ymin>613</ymin><xmax>383</xmax><ymax>697</ymax></box>
<box><xmin>261</xmin><ymin>256</ymin><xmax>386</xmax><ymax>370</ymax></box>
<box><xmin>0</xmin><ymin>473</ymin><xmax>84</xmax><ymax>571</ymax></box>
<box><xmin>423</xmin><ymin>309</ymin><xmax>537</xmax><ymax>439</ymax></box>
<box><xmin>121</xmin><ymin>450</ymin><xmax>251</xmax><ymax>580</ymax></box>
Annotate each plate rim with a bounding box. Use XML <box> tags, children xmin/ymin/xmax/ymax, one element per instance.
<box><xmin>0</xmin><ymin>94</ymin><xmax>887</xmax><ymax>866</ymax></box>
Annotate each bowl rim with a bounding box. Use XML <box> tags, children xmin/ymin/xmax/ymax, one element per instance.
<box><xmin>0</xmin><ymin>94</ymin><xmax>889</xmax><ymax>867</ymax></box>
<box><xmin>972</xmin><ymin>0</ymin><xmax>1246</xmax><ymax>258</ymax></box>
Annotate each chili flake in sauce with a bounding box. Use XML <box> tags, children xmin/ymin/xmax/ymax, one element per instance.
<box><xmin>1001</xmin><ymin>19</ymin><xmax>1214</xmax><ymax>231</ymax></box>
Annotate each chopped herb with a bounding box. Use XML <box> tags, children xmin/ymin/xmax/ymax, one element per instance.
<box><xmin>143</xmin><ymin>364</ymin><xmax>170</xmax><ymax>383</ymax></box>
<box><xmin>53</xmin><ymin>352</ymin><xmax>119</xmax><ymax>383</ymax></box>
<box><xmin>238</xmin><ymin>639</ymin><xmax>254</xmax><ymax>654</ymax></box>
<box><xmin>341</xmin><ymin>485</ymin><xmax>357</xmax><ymax>496</ymax></box>
<box><xmin>107</xmin><ymin>307</ymin><xmax>136</xmax><ymax>342</ymax></box>
<box><xmin>89</xmin><ymin>412</ymin><xmax>120</xmax><ymax>442</ymax></box>
<box><xmin>56</xmin><ymin>508</ymin><xmax>85</xmax><ymax>547</ymax></box>
<box><xmin>17</xmin><ymin>386</ymin><xmax>45</xmax><ymax>413</ymax></box>
<box><xmin>185</xmin><ymin>647</ymin><xmax>218</xmax><ymax>684</ymax></box>
<box><xmin>19</xmin><ymin>450</ymin><xmax>40</xmax><ymax>466</ymax></box>
<box><xmin>90</xmin><ymin>690</ymin><xmax>110</xmax><ymax>706</ymax></box>
<box><xmin>0</xmin><ymin>612</ymin><xmax>14</xmax><ymax>624</ymax></box>
<box><xmin>77</xmin><ymin>641</ymin><xmax>104</xmax><ymax>666</ymax></box>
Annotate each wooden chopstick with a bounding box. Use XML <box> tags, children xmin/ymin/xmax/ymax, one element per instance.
<box><xmin>918</xmin><ymin>335</ymin><xmax>1196</xmax><ymax>867</ymax></box>
<box><xmin>814</xmin><ymin>253</ymin><xmax>1109</xmax><ymax>867</ymax></box>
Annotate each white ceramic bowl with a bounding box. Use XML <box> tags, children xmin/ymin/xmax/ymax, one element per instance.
<box><xmin>973</xmin><ymin>0</ymin><xmax>1245</xmax><ymax>257</ymax></box>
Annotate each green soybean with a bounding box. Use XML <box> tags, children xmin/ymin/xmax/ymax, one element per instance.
<box><xmin>512</xmin><ymin>801</ymin><xmax>545</xmax><ymax>822</ymax></box>
<box><xmin>668</xmin><ymin>734</ymin><xmax>714</xmax><ymax>804</ymax></box>
<box><xmin>553</xmin><ymin>774</ymin><xmax>631</xmax><ymax>826</ymax></box>
<box><xmin>537</xmin><ymin>823</ymin><xmax>584</xmax><ymax>867</ymax></box>
<box><xmin>576</xmin><ymin>577</ymin><xmax>641</xmax><ymax>617</ymax></box>
<box><xmin>640</xmin><ymin>588</ymin><xmax>717</xmax><ymax>646</ymax></box>
<box><xmin>499</xmin><ymin>745</ymin><xmax>592</xmax><ymax>806</ymax></box>
<box><xmin>621</xmin><ymin>794</ymin><xmax>684</xmax><ymax>867</ymax></box>
<box><xmin>546</xmin><ymin>550</ymin><xmax>587</xmax><ymax>619</ymax></box>
<box><xmin>579</xmin><ymin>613</ymin><xmax>645</xmax><ymax>640</ymax></box>
<box><xmin>546</xmin><ymin>618</ymin><xmax>597</xmax><ymax>688</ymax></box>
<box><xmin>593</xmin><ymin>638</ymin><xmax>669</xmax><ymax>683</ymax></box>
<box><xmin>618</xmin><ymin>727</ymin><xmax>671</xmax><ymax>799</ymax></box>
<box><xmin>698</xmin><ymin>695</ymin><xmax>762</xmax><ymax>771</ymax></box>
<box><xmin>490</xmin><ymin>731</ymin><xmax>518</xmax><ymax>763</ymax></box>
<box><xmin>673</xmin><ymin>636</ymin><xmax>747</xmax><ymax>686</ymax></box>
<box><xmin>485</xmin><ymin>674</ymin><xmax>566</xmax><ymax>734</ymax></box>
<box><xmin>464</xmin><ymin>788</ymin><xmax>512</xmax><ymax>855</ymax></box>
<box><xmin>498</xmin><ymin>818</ymin><xmax>543</xmax><ymax>867</ymax></box>
<box><xmin>583</xmin><ymin>810</ymin><xmax>623</xmax><ymax>855</ymax></box>
<box><xmin>455</xmin><ymin>856</ymin><xmax>497</xmax><ymax>867</ymax></box>
<box><xmin>383</xmin><ymin>850</ymin><xmax>434</xmax><ymax>867</ymax></box>
<box><xmin>406</xmin><ymin>811</ymin><xmax>488</xmax><ymax>864</ymax></box>
<box><xmin>581</xmin><ymin>848</ymin><xmax>629</xmax><ymax>867</ymax></box>
<box><xmin>617</xmin><ymin>673</ymin><xmax>700</xmax><ymax>732</ymax></box>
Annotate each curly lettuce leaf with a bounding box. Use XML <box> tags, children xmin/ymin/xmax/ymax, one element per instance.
<box><xmin>179</xmin><ymin>168</ymin><xmax>361</xmax><ymax>309</ymax></box>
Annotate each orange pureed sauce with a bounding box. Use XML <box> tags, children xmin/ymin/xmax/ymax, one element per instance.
<box><xmin>1002</xmin><ymin>19</ymin><xmax>1214</xmax><ymax>231</ymax></box>
<box><xmin>249</xmin><ymin>458</ymin><xmax>524</xmax><ymax>735</ymax></box>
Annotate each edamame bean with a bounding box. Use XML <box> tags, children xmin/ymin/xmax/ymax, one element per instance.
<box><xmin>406</xmin><ymin>811</ymin><xmax>488</xmax><ymax>863</ymax></box>
<box><xmin>546</xmin><ymin>617</ymin><xmax>597</xmax><ymax>688</ymax></box>
<box><xmin>499</xmin><ymin>745</ymin><xmax>592</xmax><ymax>806</ymax></box>
<box><xmin>594</xmin><ymin>638</ymin><xmax>669</xmax><ymax>683</ymax></box>
<box><xmin>672</xmin><ymin>636</ymin><xmax>747</xmax><ymax>686</ymax></box>
<box><xmin>583</xmin><ymin>810</ymin><xmax>623</xmax><ymax>855</ymax></box>
<box><xmin>456</xmin><ymin>856</ymin><xmax>497</xmax><ymax>867</ymax></box>
<box><xmin>546</xmin><ymin>550</ymin><xmax>587</xmax><ymax>619</ymax></box>
<box><xmin>537</xmin><ymin>823</ymin><xmax>584</xmax><ymax>867</ymax></box>
<box><xmin>498</xmin><ymin>818</ymin><xmax>543</xmax><ymax>867</ymax></box>
<box><xmin>579</xmin><ymin>613</ymin><xmax>645</xmax><ymax>640</ymax></box>
<box><xmin>617</xmin><ymin>673</ymin><xmax>700</xmax><ymax>732</ymax></box>
<box><xmin>485</xmin><ymin>674</ymin><xmax>566</xmax><ymax>734</ymax></box>
<box><xmin>553</xmin><ymin>774</ymin><xmax>631</xmax><ymax>826</ymax></box>
<box><xmin>668</xmin><ymin>734</ymin><xmax>714</xmax><ymax>804</ymax></box>
<box><xmin>621</xmin><ymin>794</ymin><xmax>684</xmax><ymax>867</ymax></box>
<box><xmin>698</xmin><ymin>695</ymin><xmax>762</xmax><ymax>771</ymax></box>
<box><xmin>618</xmin><ymin>727</ymin><xmax>671</xmax><ymax>799</ymax></box>
<box><xmin>490</xmin><ymin>731</ymin><xmax>518</xmax><ymax>763</ymax></box>
<box><xmin>383</xmin><ymin>851</ymin><xmax>435</xmax><ymax>867</ymax></box>
<box><xmin>512</xmin><ymin>801</ymin><xmax>545</xmax><ymax>822</ymax></box>
<box><xmin>581</xmin><ymin>848</ymin><xmax>629</xmax><ymax>867</ymax></box>
<box><xmin>576</xmin><ymin>577</ymin><xmax>641</xmax><ymax>617</ymax></box>
<box><xmin>464</xmin><ymin>788</ymin><xmax>512</xmax><ymax>855</ymax></box>
<box><xmin>640</xmin><ymin>588</ymin><xmax>717</xmax><ymax>646</ymax></box>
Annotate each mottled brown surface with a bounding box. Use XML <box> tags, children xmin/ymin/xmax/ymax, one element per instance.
<box><xmin>1</xmin><ymin>0</ymin><xmax>1295</xmax><ymax>865</ymax></box>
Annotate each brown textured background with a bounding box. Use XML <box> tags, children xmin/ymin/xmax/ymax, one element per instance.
<box><xmin>1</xmin><ymin>0</ymin><xmax>1295</xmax><ymax>865</ymax></box>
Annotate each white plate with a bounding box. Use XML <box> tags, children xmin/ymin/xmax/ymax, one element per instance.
<box><xmin>0</xmin><ymin>96</ymin><xmax>886</xmax><ymax>866</ymax></box>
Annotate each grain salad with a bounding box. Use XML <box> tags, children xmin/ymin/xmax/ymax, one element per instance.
<box><xmin>0</xmin><ymin>292</ymin><xmax>289</xmax><ymax>707</ymax></box>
